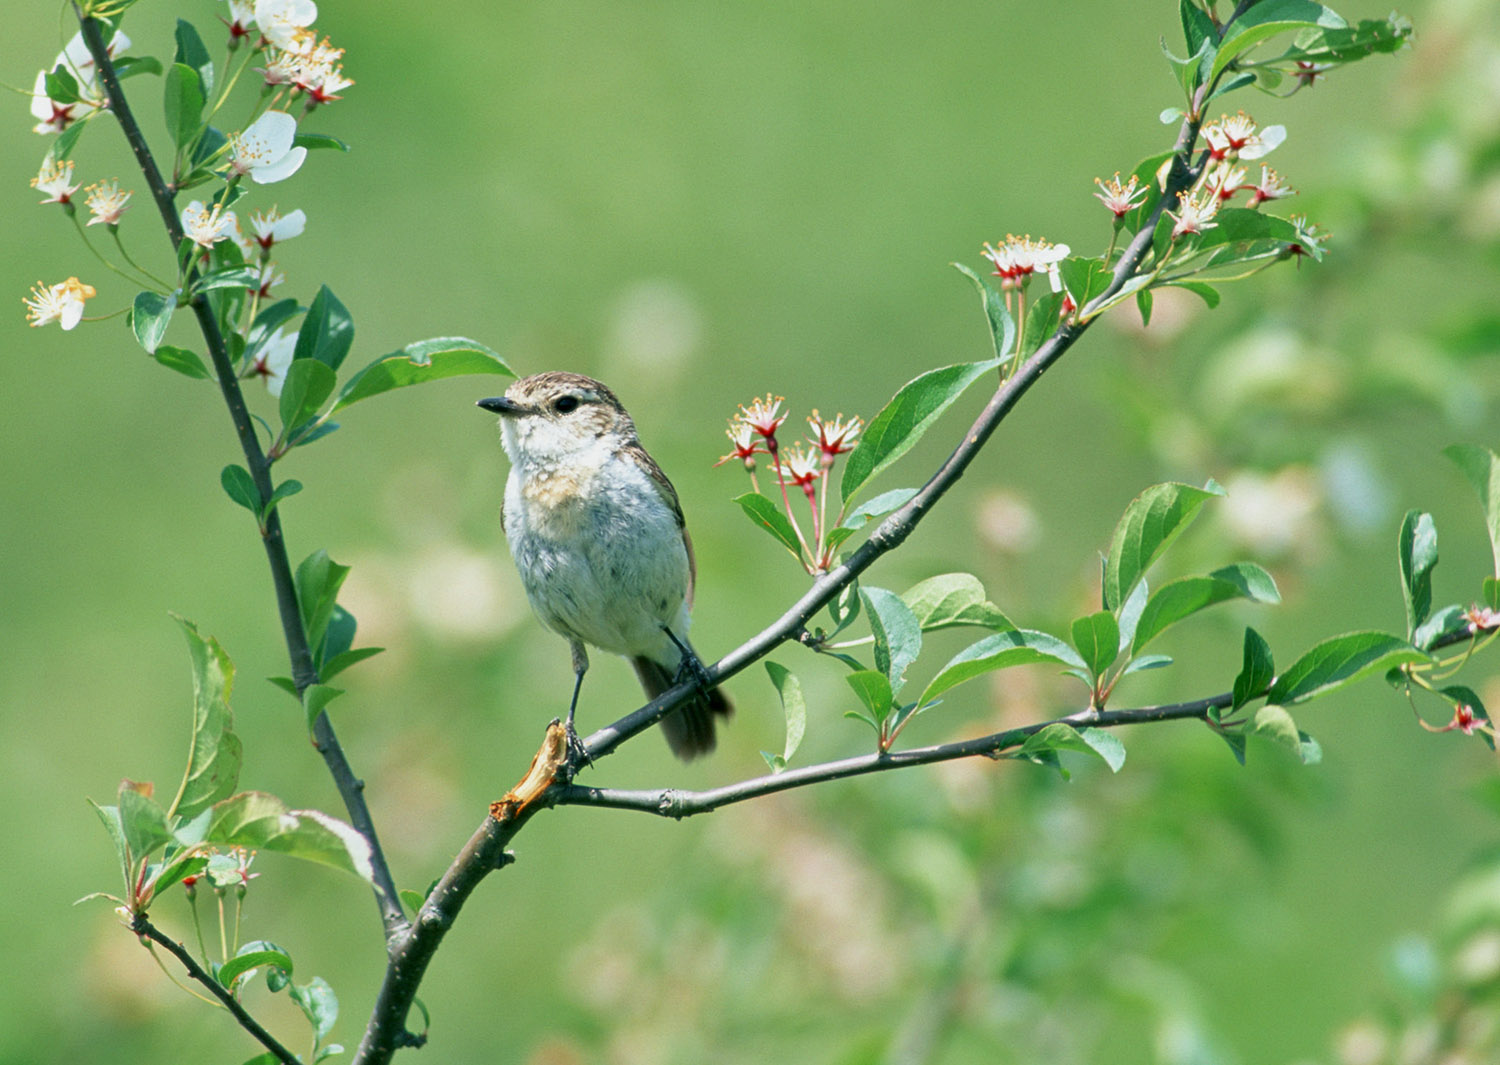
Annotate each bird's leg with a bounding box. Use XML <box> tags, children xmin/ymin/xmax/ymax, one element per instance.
<box><xmin>564</xmin><ymin>641</ymin><xmax>592</xmax><ymax>770</ymax></box>
<box><xmin>662</xmin><ymin>627</ymin><xmax>714</xmax><ymax>693</ymax></box>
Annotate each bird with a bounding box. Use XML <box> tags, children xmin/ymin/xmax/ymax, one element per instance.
<box><xmin>478</xmin><ymin>372</ymin><xmax>732</xmax><ymax>760</ymax></box>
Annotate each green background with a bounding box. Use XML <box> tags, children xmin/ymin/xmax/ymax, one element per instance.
<box><xmin>4</xmin><ymin>1</ymin><xmax>1499</xmax><ymax>1062</ymax></box>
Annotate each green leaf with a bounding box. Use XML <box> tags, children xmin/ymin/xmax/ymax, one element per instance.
<box><xmin>900</xmin><ymin>573</ymin><xmax>1011</xmax><ymax>631</ymax></box>
<box><xmin>861</xmin><ymin>588</ymin><xmax>922</xmax><ymax>695</ymax></box>
<box><xmin>1216</xmin><ymin>729</ymin><xmax>1248</xmax><ymax>765</ymax></box>
<box><xmin>248</xmin><ymin>298</ymin><xmax>304</xmax><ymax>355</ymax></box>
<box><xmin>301</xmin><ymin>684</ymin><xmax>344</xmax><ymax>734</ymax></box>
<box><xmin>921</xmin><ymin>629</ymin><xmax>1087</xmax><ymax>705</ymax></box>
<box><xmin>840</xmin><ymin>358</ymin><xmax>1002</xmax><ymax>504</ymax></box>
<box><xmin>1211</xmin><ymin>0</ymin><xmax>1345</xmax><ymax>86</ymax></box>
<box><xmin>1398</xmin><ymin>510</ymin><xmax>1438</xmax><ymax>640</ymax></box>
<box><xmin>1021</xmin><ymin>291</ymin><xmax>1064</xmax><ymax>359</ymax></box>
<box><xmin>1011</xmin><ymin>723</ymin><xmax>1125</xmax><ymax>775</ymax></box>
<box><xmin>194</xmin><ymin>265</ymin><xmax>260</xmax><ymax>294</ymax></box>
<box><xmin>399</xmin><ymin>889</ymin><xmax>427</xmax><ymax>917</ymax></box>
<box><xmin>1057</xmin><ymin>256</ymin><xmax>1113</xmax><ymax>311</ymax></box>
<box><xmin>293</xmin><ymin>285</ymin><xmax>355</xmax><ymax>371</ymax></box>
<box><xmin>295</xmin><ymin>550</ymin><xmax>351</xmax><ymax>656</ymax></box>
<box><xmin>166</xmin><ymin>616</ymin><xmax>242</xmax><ymax>821</ymax></box>
<box><xmin>838</xmin><ymin>488</ymin><xmax>919</xmax><ymax>532</ymax></box>
<box><xmin>1485</xmin><ymin>578</ymin><xmax>1500</xmax><ymax>612</ymax></box>
<box><xmin>1102</xmin><ymin>481</ymin><xmax>1224</xmax><ymax>610</ymax></box>
<box><xmin>220</xmin><ymin>465</ymin><xmax>260</xmax><ymax>515</ymax></box>
<box><xmin>131</xmin><ymin>291</ymin><xmax>175</xmax><ymax>354</ymax></box>
<box><xmin>1121</xmin><ymin>654</ymin><xmax>1173</xmax><ymax>676</ymax></box>
<box><xmin>762</xmin><ymin>662</ymin><xmax>806</xmax><ymax>771</ymax></box>
<box><xmin>1079</xmin><ymin>727</ymin><xmax>1127</xmax><ymax>772</ymax></box>
<box><xmin>1267</xmin><ymin>631</ymin><xmax>1429</xmax><ymax>705</ymax></box>
<box><xmin>1193</xmin><ymin>208</ymin><xmax>1325</xmax><ymax>262</ymax></box>
<box><xmin>278</xmin><ymin>358</ymin><xmax>337</xmax><ymax>438</ymax></box>
<box><xmin>1181</xmin><ymin>0</ymin><xmax>1217</xmax><ymax>55</ymax></box>
<box><xmin>264</xmin><ymin>479</ymin><xmax>303</xmax><ymax>517</ymax></box>
<box><xmin>1135</xmin><ymin>288</ymin><xmax>1153</xmax><ymax>327</ymax></box>
<box><xmin>152</xmin><ymin>344</ymin><xmax>212</xmax><ymax>380</ymax></box>
<box><xmin>173</xmin><ymin>19</ymin><xmax>215</xmax><ymax>95</ymax></box>
<box><xmin>320</xmin><ymin>606</ymin><xmax>357</xmax><ymax>665</ymax></box>
<box><xmin>52</xmin><ymin>118</ymin><xmax>87</xmax><ymax>161</ymax></box>
<box><xmin>45</xmin><ymin>65</ymin><xmax>81</xmax><ymax>104</ymax></box>
<box><xmin>1115</xmin><ymin>577</ymin><xmax>1149</xmax><ymax>651</ymax></box>
<box><xmin>114</xmin><ymin>55</ymin><xmax>164</xmax><ymax>80</ymax></box>
<box><xmin>735</xmin><ymin>493</ymin><xmax>803</xmax><ymax>558</ymax></box>
<box><xmin>293</xmin><ymin>132</ymin><xmax>351</xmax><ymax>152</ymax></box>
<box><xmin>1131</xmin><ymin>563</ymin><xmax>1280</xmax><ymax>653</ymax></box>
<box><xmin>1249</xmin><ymin>705</ymin><xmax>1322</xmax><ymax>764</ymax></box>
<box><xmin>163</xmin><ymin>63</ymin><xmax>204</xmax><ymax>148</ymax></box>
<box><xmin>1169</xmin><ymin>280</ymin><xmax>1221</xmax><ymax>308</ymax></box>
<box><xmin>205</xmin><ymin>792</ymin><xmax>374</xmax><ymax>883</ymax></box>
<box><xmin>952</xmin><ymin>262</ymin><xmax>1016</xmax><ymax>361</ymax></box>
<box><xmin>218</xmin><ymin>947</ymin><xmax>293</xmax><ymax>990</ymax></box>
<box><xmin>1415</xmin><ymin>605</ymin><xmax>1467</xmax><ymax>652</ymax></box>
<box><xmin>1070</xmin><ymin>611</ymin><xmax>1120</xmax><ymax>678</ymax></box>
<box><xmin>1232</xmin><ymin>627</ymin><xmax>1275</xmax><ymax>711</ymax></box>
<box><xmin>290</xmin><ymin>977</ymin><xmax>339</xmax><ymax>1042</ymax></box>
<box><xmin>332</xmin><ymin>337</ymin><xmax>513</xmax><ymax>411</ymax></box>
<box><xmin>1444</xmin><ymin>445</ymin><xmax>1500</xmax><ymax>578</ymax></box>
<box><xmin>846</xmin><ymin>670</ymin><xmax>894</xmax><ymax>725</ymax></box>
<box><xmin>118</xmin><ymin>780</ymin><xmax>172</xmax><ymax>865</ymax></box>
<box><xmin>1162</xmin><ymin>36</ymin><xmax>1213</xmax><ymax>99</ymax></box>
<box><xmin>88</xmin><ymin>799</ymin><xmax>130</xmax><ymax>892</ymax></box>
<box><xmin>321</xmin><ymin>646</ymin><xmax>385</xmax><ymax>681</ymax></box>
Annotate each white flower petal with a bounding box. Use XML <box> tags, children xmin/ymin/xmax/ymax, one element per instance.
<box><xmin>250</xmin><ymin>146</ymin><xmax>306</xmax><ymax>185</ymax></box>
<box><xmin>30</xmin><ymin>71</ymin><xmax>55</xmax><ymax>123</ymax></box>
<box><xmin>59</xmin><ymin>298</ymin><xmax>85</xmax><ymax>330</ymax></box>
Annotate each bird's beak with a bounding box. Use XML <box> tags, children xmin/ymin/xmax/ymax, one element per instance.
<box><xmin>477</xmin><ymin>396</ymin><xmax>526</xmax><ymax>416</ymax></box>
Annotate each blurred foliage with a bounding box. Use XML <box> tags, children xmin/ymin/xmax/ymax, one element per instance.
<box><xmin>5</xmin><ymin>1</ymin><xmax>1500</xmax><ymax>1064</ymax></box>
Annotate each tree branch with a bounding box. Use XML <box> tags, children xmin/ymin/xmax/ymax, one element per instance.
<box><xmin>133</xmin><ymin>915</ymin><xmax>299</xmax><ymax>1065</ymax></box>
<box><xmin>581</xmin><ymin>108</ymin><xmax>1207</xmax><ymax>764</ymax></box>
<box><xmin>75</xmin><ymin>10</ymin><xmax>407</xmax><ymax>941</ymax></box>
<box><xmin>562</xmin><ymin>694</ymin><xmax>1232</xmax><ymax>816</ymax></box>
<box><xmin>354</xmin><ymin>801</ymin><xmax>544</xmax><ymax>1064</ymax></box>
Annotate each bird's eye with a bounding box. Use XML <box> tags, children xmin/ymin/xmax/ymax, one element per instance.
<box><xmin>552</xmin><ymin>395</ymin><xmax>581</xmax><ymax>414</ymax></box>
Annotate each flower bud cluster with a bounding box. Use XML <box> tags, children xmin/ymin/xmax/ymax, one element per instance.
<box><xmin>717</xmin><ymin>395</ymin><xmax>863</xmax><ymax>574</ymax></box>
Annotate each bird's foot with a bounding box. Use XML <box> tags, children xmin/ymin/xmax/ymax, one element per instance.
<box><xmin>664</xmin><ymin>629</ymin><xmax>715</xmax><ymax>694</ymax></box>
<box><xmin>561</xmin><ymin>717</ymin><xmax>593</xmax><ymax>776</ymax></box>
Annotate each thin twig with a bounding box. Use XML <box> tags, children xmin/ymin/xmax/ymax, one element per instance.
<box><xmin>75</xmin><ymin>9</ymin><xmax>407</xmax><ymax>940</ymax></box>
<box><xmin>133</xmin><ymin>915</ymin><xmax>300</xmax><ymax>1065</ymax></box>
<box><xmin>562</xmin><ymin>695</ymin><xmax>1231</xmax><ymax>816</ymax></box>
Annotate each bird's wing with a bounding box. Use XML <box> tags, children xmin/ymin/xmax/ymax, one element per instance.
<box><xmin>623</xmin><ymin>440</ymin><xmax>695</xmax><ymax>608</ymax></box>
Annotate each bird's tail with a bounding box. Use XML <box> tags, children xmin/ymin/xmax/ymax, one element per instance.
<box><xmin>631</xmin><ymin>654</ymin><xmax>733</xmax><ymax>761</ymax></box>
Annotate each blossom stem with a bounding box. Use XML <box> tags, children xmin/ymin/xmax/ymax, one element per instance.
<box><xmin>1103</xmin><ymin>224</ymin><xmax>1120</xmax><ymax>268</ymax></box>
<box><xmin>110</xmin><ymin>227</ymin><xmax>172</xmax><ymax>289</ymax></box>
<box><xmin>1010</xmin><ymin>288</ymin><xmax>1028</xmax><ymax>378</ymax></box>
<box><xmin>69</xmin><ymin>210</ymin><xmax>159</xmax><ymax>290</ymax></box>
<box><xmin>767</xmin><ymin>440</ymin><xmax>815</xmax><ymax>570</ymax></box>
<box><xmin>144</xmin><ymin>940</ymin><xmax>223</xmax><ymax>1008</ymax></box>
<box><xmin>189</xmin><ymin>888</ymin><xmax>210</xmax><ymax>963</ymax></box>
<box><xmin>205</xmin><ymin>43</ymin><xmax>254</xmax><ymax>123</ymax></box>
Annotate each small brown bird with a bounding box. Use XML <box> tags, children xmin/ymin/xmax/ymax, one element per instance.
<box><xmin>479</xmin><ymin>372</ymin><xmax>732</xmax><ymax>759</ymax></box>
